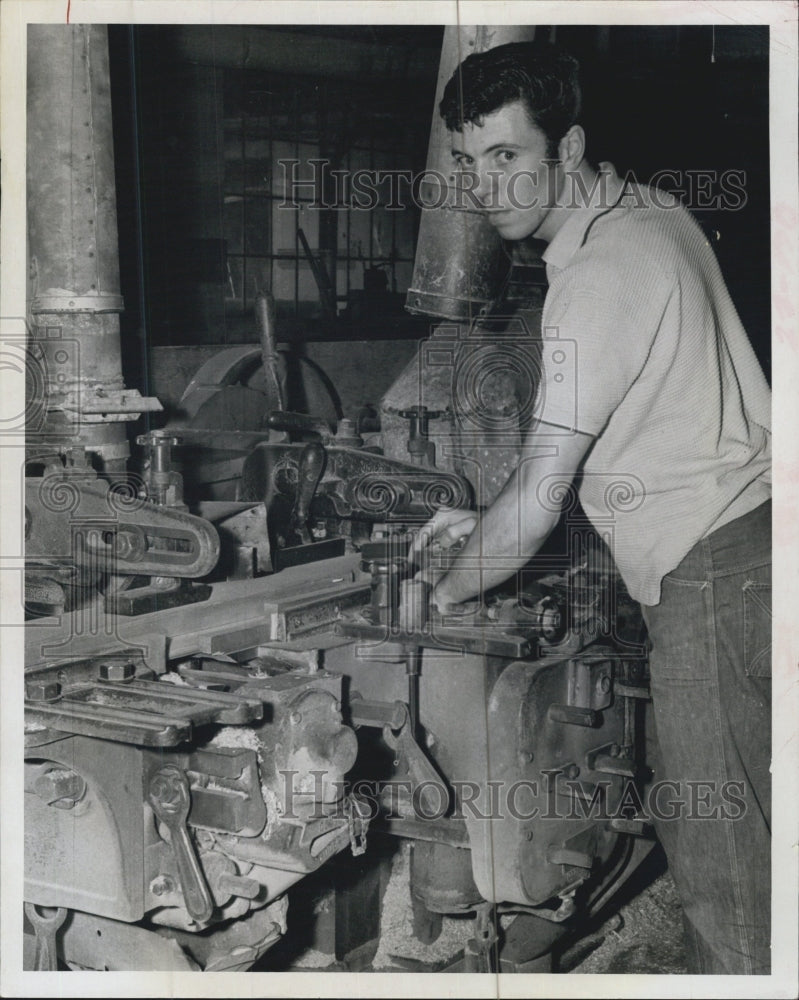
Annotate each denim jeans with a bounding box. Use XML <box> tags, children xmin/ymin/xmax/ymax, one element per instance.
<box><xmin>641</xmin><ymin>500</ymin><xmax>771</xmax><ymax>974</ymax></box>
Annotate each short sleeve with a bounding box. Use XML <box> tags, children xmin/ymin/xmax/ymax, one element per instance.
<box><xmin>536</xmin><ymin>286</ymin><xmax>660</xmax><ymax>435</ymax></box>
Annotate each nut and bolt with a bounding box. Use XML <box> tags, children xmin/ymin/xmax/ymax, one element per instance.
<box><xmin>597</xmin><ymin>675</ymin><xmax>612</xmax><ymax>694</ymax></box>
<box><xmin>525</xmin><ymin>831</ymin><xmax>534</xmax><ymax>841</ymax></box>
<box><xmin>33</xmin><ymin>768</ymin><xmax>86</xmax><ymax>808</ymax></box>
<box><xmin>99</xmin><ymin>661</ymin><xmax>135</xmax><ymax>683</ymax></box>
<box><xmin>25</xmin><ymin>680</ymin><xmax>62</xmax><ymax>702</ymax></box>
<box><xmin>150</xmin><ymin>875</ymin><xmax>175</xmax><ymax>897</ymax></box>
<box><xmin>566</xmin><ymin>764</ymin><xmax>581</xmax><ymax>780</ymax></box>
<box><xmin>114</xmin><ymin>529</ymin><xmax>146</xmax><ymax>562</ymax></box>
<box><xmin>609</xmin><ymin>743</ymin><xmax>621</xmax><ymax>757</ymax></box>
<box><xmin>289</xmin><ymin>711</ymin><xmax>302</xmax><ymax>725</ymax></box>
<box><xmin>331</xmin><ymin>700</ymin><xmax>341</xmax><ymax>714</ymax></box>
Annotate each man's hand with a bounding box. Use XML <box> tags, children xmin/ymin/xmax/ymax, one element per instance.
<box><xmin>408</xmin><ymin>507</ymin><xmax>480</xmax><ymax>615</ymax></box>
<box><xmin>406</xmin><ymin>422</ymin><xmax>593</xmax><ymax>620</ymax></box>
<box><xmin>410</xmin><ymin>507</ymin><xmax>479</xmax><ymax>562</ymax></box>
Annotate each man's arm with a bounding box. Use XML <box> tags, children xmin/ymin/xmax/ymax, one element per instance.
<box><xmin>428</xmin><ymin>423</ymin><xmax>594</xmax><ymax>609</ymax></box>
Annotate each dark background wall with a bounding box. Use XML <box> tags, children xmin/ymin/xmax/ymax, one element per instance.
<box><xmin>108</xmin><ymin>23</ymin><xmax>770</xmax><ymax>409</ymax></box>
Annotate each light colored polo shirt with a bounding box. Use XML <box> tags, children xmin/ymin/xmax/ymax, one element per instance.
<box><xmin>534</xmin><ymin>164</ymin><xmax>771</xmax><ymax>605</ymax></box>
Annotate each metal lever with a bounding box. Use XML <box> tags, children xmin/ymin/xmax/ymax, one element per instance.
<box><xmin>287</xmin><ymin>441</ymin><xmax>326</xmax><ymax>545</ymax></box>
<box><xmin>24</xmin><ymin>902</ymin><xmax>68</xmax><ymax>971</ymax></box>
<box><xmin>267</xmin><ymin>410</ymin><xmax>334</xmax><ymax>442</ymax></box>
<box><xmin>148</xmin><ymin>764</ymin><xmax>214</xmax><ymax>924</ymax></box>
<box><xmin>254</xmin><ymin>291</ymin><xmax>286</xmax><ymax>412</ymax></box>
<box><xmin>297</xmin><ymin>227</ymin><xmax>338</xmax><ymax>320</ymax></box>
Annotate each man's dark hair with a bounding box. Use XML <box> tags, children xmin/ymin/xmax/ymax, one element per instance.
<box><xmin>439</xmin><ymin>42</ymin><xmax>582</xmax><ymax>158</ymax></box>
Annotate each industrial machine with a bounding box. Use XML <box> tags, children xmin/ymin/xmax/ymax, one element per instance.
<box><xmin>22</xmin><ymin>23</ymin><xmax>656</xmax><ymax>974</ymax></box>
<box><xmin>24</xmin><ymin>419</ymin><xmax>654</xmax><ymax>972</ymax></box>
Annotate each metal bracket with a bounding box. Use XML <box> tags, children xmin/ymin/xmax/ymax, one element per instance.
<box><xmin>25</xmin><ymin>677</ymin><xmax>264</xmax><ymax>747</ymax></box>
<box><xmin>381</xmin><ymin>701</ymin><xmax>451</xmax><ymax>817</ymax></box>
<box><xmin>334</xmin><ymin>619</ymin><xmax>534</xmax><ymax>659</ymax></box>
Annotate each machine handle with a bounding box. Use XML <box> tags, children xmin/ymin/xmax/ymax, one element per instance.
<box><xmin>267</xmin><ymin>410</ymin><xmax>333</xmax><ymax>442</ymax></box>
<box><xmin>289</xmin><ymin>441</ymin><xmax>327</xmax><ymax>544</ymax></box>
<box><xmin>148</xmin><ymin>764</ymin><xmax>214</xmax><ymax>924</ymax></box>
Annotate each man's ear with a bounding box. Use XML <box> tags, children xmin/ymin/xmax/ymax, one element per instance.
<box><xmin>558</xmin><ymin>125</ymin><xmax>586</xmax><ymax>170</ymax></box>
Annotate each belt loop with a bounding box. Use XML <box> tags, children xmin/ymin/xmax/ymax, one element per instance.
<box><xmin>701</xmin><ymin>535</ymin><xmax>714</xmax><ymax>578</ymax></box>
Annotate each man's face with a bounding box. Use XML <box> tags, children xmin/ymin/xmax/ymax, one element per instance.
<box><xmin>450</xmin><ymin>100</ymin><xmax>562</xmax><ymax>242</ymax></box>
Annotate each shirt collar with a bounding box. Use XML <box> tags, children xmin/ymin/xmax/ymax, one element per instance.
<box><xmin>542</xmin><ymin>162</ymin><xmax>628</xmax><ymax>270</ymax></box>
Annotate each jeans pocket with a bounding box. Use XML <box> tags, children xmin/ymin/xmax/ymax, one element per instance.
<box><xmin>644</xmin><ymin>575</ymin><xmax>713</xmax><ymax>682</ymax></box>
<box><xmin>743</xmin><ymin>581</ymin><xmax>771</xmax><ymax>677</ymax></box>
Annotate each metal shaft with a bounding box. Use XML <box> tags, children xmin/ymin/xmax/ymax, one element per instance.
<box><xmin>254</xmin><ymin>291</ymin><xmax>286</xmax><ymax>412</ymax></box>
<box><xmin>27</xmin><ymin>25</ymin><xmax>160</xmax><ymax>471</ymax></box>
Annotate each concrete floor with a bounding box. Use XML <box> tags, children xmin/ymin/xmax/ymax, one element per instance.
<box><xmin>556</xmin><ymin>862</ymin><xmax>687</xmax><ymax>974</ymax></box>
<box><xmin>272</xmin><ymin>839</ymin><xmax>687</xmax><ymax>975</ymax></box>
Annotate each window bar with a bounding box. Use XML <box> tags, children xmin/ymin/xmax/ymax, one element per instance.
<box><xmin>391</xmin><ymin>136</ymin><xmax>398</xmax><ymax>294</ymax></box>
<box><xmin>346</xmin><ymin>141</ymin><xmax>352</xmax><ymax>304</ymax></box>
<box><xmin>241</xmin><ymin>72</ymin><xmax>247</xmax><ymax>320</ymax></box>
<box><xmin>293</xmin><ymin>86</ymin><xmax>299</xmax><ymax>321</ymax></box>
<box><xmin>268</xmin><ymin>82</ymin><xmax>274</xmax><ymax>305</ymax></box>
<box><xmin>368</xmin><ymin>128</ymin><xmax>374</xmax><ymax>271</ymax></box>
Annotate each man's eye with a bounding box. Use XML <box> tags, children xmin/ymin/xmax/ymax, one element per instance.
<box><xmin>453</xmin><ymin>154</ymin><xmax>474</xmax><ymax>168</ymax></box>
<box><xmin>497</xmin><ymin>150</ymin><xmax>516</xmax><ymax>163</ymax></box>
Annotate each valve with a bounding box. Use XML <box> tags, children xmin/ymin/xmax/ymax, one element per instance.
<box><xmin>136</xmin><ymin>431</ymin><xmax>186</xmax><ymax>509</ymax></box>
<box><xmin>398</xmin><ymin>406</ymin><xmax>444</xmax><ymax>468</ymax></box>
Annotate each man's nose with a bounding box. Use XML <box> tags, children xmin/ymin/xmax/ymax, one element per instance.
<box><xmin>454</xmin><ymin>168</ymin><xmax>498</xmax><ymax>210</ymax></box>
<box><xmin>474</xmin><ymin>169</ymin><xmax>493</xmax><ymax>205</ymax></box>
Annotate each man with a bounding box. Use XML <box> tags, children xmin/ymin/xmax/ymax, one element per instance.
<box><xmin>412</xmin><ymin>43</ymin><xmax>771</xmax><ymax>975</ymax></box>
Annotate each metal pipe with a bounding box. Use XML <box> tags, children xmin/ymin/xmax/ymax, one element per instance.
<box><xmin>26</xmin><ymin>25</ymin><xmax>160</xmax><ymax>471</ymax></box>
<box><xmin>405</xmin><ymin>26</ymin><xmax>537</xmax><ymax>322</ymax></box>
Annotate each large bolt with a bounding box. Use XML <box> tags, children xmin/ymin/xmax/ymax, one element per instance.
<box><xmin>99</xmin><ymin>660</ymin><xmax>135</xmax><ymax>683</ymax></box>
<box><xmin>25</xmin><ymin>679</ymin><xmax>62</xmax><ymax>702</ymax></box>
<box><xmin>33</xmin><ymin>767</ymin><xmax>86</xmax><ymax>808</ymax></box>
<box><xmin>114</xmin><ymin>528</ymin><xmax>147</xmax><ymax>562</ymax></box>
